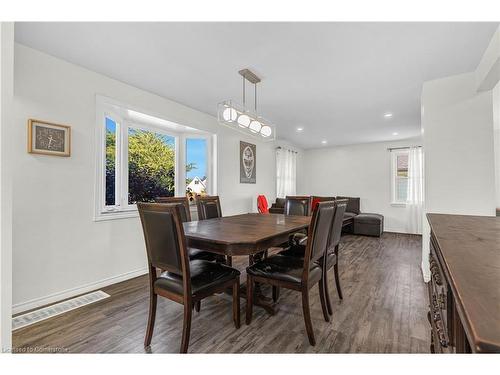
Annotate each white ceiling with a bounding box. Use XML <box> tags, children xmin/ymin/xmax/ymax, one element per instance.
<box><xmin>14</xmin><ymin>22</ymin><xmax>499</xmax><ymax>148</ymax></box>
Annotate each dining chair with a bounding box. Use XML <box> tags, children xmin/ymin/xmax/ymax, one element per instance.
<box><xmin>245</xmin><ymin>201</ymin><xmax>335</xmax><ymax>346</ymax></box>
<box><xmin>196</xmin><ymin>195</ymin><xmax>222</xmax><ymax>220</ymax></box>
<box><xmin>321</xmin><ymin>199</ymin><xmax>347</xmax><ymax>314</ymax></box>
<box><xmin>279</xmin><ymin>199</ymin><xmax>348</xmax><ymax>316</ymax></box>
<box><xmin>155</xmin><ymin>196</ymin><xmax>220</xmax><ymax>263</ymax></box>
<box><xmin>284</xmin><ymin>196</ymin><xmax>313</xmax><ymax>255</ymax></box>
<box><xmin>137</xmin><ymin>202</ymin><xmax>240</xmax><ymax>353</ymax></box>
<box><xmin>196</xmin><ymin>195</ymin><xmax>234</xmax><ymax>266</ymax></box>
<box><xmin>284</xmin><ymin>195</ymin><xmax>312</xmax><ymax>216</ymax></box>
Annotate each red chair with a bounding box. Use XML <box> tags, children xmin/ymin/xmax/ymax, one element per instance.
<box><xmin>257</xmin><ymin>195</ymin><xmax>269</xmax><ymax>214</ymax></box>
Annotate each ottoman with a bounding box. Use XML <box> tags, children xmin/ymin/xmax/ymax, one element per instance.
<box><xmin>353</xmin><ymin>213</ymin><xmax>384</xmax><ymax>237</ymax></box>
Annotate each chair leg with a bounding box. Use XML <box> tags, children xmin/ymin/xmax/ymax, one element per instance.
<box><xmin>144</xmin><ymin>292</ymin><xmax>157</xmax><ymax>347</ymax></box>
<box><xmin>301</xmin><ymin>288</ymin><xmax>316</xmax><ymax>346</ymax></box>
<box><xmin>180</xmin><ymin>302</ymin><xmax>192</xmax><ymax>353</ymax></box>
<box><xmin>334</xmin><ymin>262</ymin><xmax>343</xmax><ymax>300</ymax></box>
<box><xmin>318</xmin><ymin>280</ymin><xmax>330</xmax><ymax>322</ymax></box>
<box><xmin>324</xmin><ymin>269</ymin><xmax>333</xmax><ymax>315</ymax></box>
<box><xmin>272</xmin><ymin>286</ymin><xmax>280</xmax><ymax>302</ymax></box>
<box><xmin>233</xmin><ymin>277</ymin><xmax>240</xmax><ymax>329</ymax></box>
<box><xmin>195</xmin><ymin>300</ymin><xmax>201</xmax><ymax>312</ymax></box>
<box><xmin>246</xmin><ymin>275</ymin><xmax>254</xmax><ymax>325</ymax></box>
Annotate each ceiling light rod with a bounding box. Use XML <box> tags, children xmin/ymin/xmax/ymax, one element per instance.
<box><xmin>239</xmin><ymin>69</ymin><xmax>260</xmax><ymax>111</ymax></box>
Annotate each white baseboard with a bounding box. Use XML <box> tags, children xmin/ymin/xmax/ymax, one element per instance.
<box><xmin>12</xmin><ymin>267</ymin><xmax>148</xmax><ymax>315</ymax></box>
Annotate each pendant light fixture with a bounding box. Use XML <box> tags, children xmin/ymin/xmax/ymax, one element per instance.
<box><xmin>217</xmin><ymin>69</ymin><xmax>276</xmax><ymax>141</ymax></box>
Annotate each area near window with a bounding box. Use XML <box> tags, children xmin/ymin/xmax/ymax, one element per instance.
<box><xmin>391</xmin><ymin>149</ymin><xmax>409</xmax><ymax>204</ymax></box>
<box><xmin>95</xmin><ymin>96</ymin><xmax>215</xmax><ymax>221</ymax></box>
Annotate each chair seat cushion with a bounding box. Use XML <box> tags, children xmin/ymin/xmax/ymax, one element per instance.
<box><xmin>155</xmin><ymin>260</ymin><xmax>240</xmax><ymax>296</ymax></box>
<box><xmin>246</xmin><ymin>254</ymin><xmax>321</xmax><ymax>285</ymax></box>
<box><xmin>188</xmin><ymin>248</ymin><xmax>219</xmax><ymax>261</ymax></box>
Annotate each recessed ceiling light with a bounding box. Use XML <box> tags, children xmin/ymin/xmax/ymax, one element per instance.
<box><xmin>384</xmin><ymin>112</ymin><xmax>393</xmax><ymax>118</ymax></box>
<box><xmin>321</xmin><ymin>140</ymin><xmax>328</xmax><ymax>144</ymax></box>
<box><xmin>296</xmin><ymin>127</ymin><xmax>304</xmax><ymax>132</ymax></box>
<box><xmin>392</xmin><ymin>132</ymin><xmax>399</xmax><ymax>136</ymax></box>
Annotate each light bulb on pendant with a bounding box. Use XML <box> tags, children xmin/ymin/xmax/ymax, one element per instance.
<box><xmin>260</xmin><ymin>125</ymin><xmax>272</xmax><ymax>137</ymax></box>
<box><xmin>237</xmin><ymin>114</ymin><xmax>251</xmax><ymax>128</ymax></box>
<box><xmin>249</xmin><ymin>120</ymin><xmax>262</xmax><ymax>133</ymax></box>
<box><xmin>222</xmin><ymin>107</ymin><xmax>237</xmax><ymax>122</ymax></box>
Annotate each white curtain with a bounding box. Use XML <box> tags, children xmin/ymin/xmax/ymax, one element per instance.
<box><xmin>407</xmin><ymin>146</ymin><xmax>424</xmax><ymax>234</ymax></box>
<box><xmin>276</xmin><ymin>147</ymin><xmax>297</xmax><ymax>198</ymax></box>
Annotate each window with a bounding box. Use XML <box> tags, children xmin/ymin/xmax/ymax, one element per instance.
<box><xmin>185</xmin><ymin>137</ymin><xmax>210</xmax><ymax>204</ymax></box>
<box><xmin>95</xmin><ymin>97</ymin><xmax>215</xmax><ymax>220</ymax></box>
<box><xmin>127</xmin><ymin>127</ymin><xmax>176</xmax><ymax>205</ymax></box>
<box><xmin>391</xmin><ymin>149</ymin><xmax>409</xmax><ymax>204</ymax></box>
<box><xmin>276</xmin><ymin>147</ymin><xmax>297</xmax><ymax>198</ymax></box>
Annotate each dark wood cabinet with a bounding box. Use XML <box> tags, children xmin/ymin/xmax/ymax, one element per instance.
<box><xmin>427</xmin><ymin>214</ymin><xmax>500</xmax><ymax>353</ymax></box>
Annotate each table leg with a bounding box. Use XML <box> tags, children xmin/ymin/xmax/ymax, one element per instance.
<box><xmin>222</xmin><ymin>252</ymin><xmax>279</xmax><ymax>315</ymax></box>
<box><xmin>244</xmin><ymin>252</ymin><xmax>279</xmax><ymax>315</ymax></box>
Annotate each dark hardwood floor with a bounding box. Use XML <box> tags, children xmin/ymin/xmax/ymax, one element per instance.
<box><xmin>13</xmin><ymin>233</ymin><xmax>429</xmax><ymax>353</ymax></box>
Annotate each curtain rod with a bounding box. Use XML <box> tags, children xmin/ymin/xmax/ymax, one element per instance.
<box><xmin>387</xmin><ymin>145</ymin><xmax>423</xmax><ymax>151</ymax></box>
<box><xmin>276</xmin><ymin>146</ymin><xmax>298</xmax><ymax>153</ymax></box>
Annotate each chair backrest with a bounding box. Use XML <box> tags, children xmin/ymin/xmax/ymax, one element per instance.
<box><xmin>285</xmin><ymin>196</ymin><xmax>312</xmax><ymax>216</ymax></box>
<box><xmin>336</xmin><ymin>196</ymin><xmax>360</xmax><ymax>214</ymax></box>
<box><xmin>196</xmin><ymin>196</ymin><xmax>222</xmax><ymax>220</ymax></box>
<box><xmin>302</xmin><ymin>201</ymin><xmax>335</xmax><ymax>278</ymax></box>
<box><xmin>257</xmin><ymin>195</ymin><xmax>269</xmax><ymax>214</ymax></box>
<box><xmin>329</xmin><ymin>199</ymin><xmax>348</xmax><ymax>251</ymax></box>
<box><xmin>137</xmin><ymin>203</ymin><xmax>190</xmax><ymax>279</ymax></box>
<box><xmin>311</xmin><ymin>196</ymin><xmax>335</xmax><ymax>210</ymax></box>
<box><xmin>155</xmin><ymin>196</ymin><xmax>191</xmax><ymax>222</ymax></box>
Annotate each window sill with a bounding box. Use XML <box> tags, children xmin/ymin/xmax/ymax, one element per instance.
<box><xmin>390</xmin><ymin>202</ymin><xmax>407</xmax><ymax>207</ymax></box>
<box><xmin>93</xmin><ymin>209</ymin><xmax>139</xmax><ymax>222</ymax></box>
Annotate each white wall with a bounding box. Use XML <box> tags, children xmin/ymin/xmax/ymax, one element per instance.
<box><xmin>0</xmin><ymin>22</ymin><xmax>14</xmax><ymax>352</ymax></box>
<box><xmin>421</xmin><ymin>72</ymin><xmax>497</xmax><ymax>281</ymax></box>
<box><xmin>12</xmin><ymin>44</ymin><xmax>279</xmax><ymax>312</ymax></box>
<box><xmin>298</xmin><ymin>138</ymin><xmax>422</xmax><ymax>234</ymax></box>
<box><xmin>494</xmin><ymin>82</ymin><xmax>500</xmax><ymax>210</ymax></box>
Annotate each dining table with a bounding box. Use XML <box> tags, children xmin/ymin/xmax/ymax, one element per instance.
<box><xmin>183</xmin><ymin>213</ymin><xmax>311</xmax><ymax>314</ymax></box>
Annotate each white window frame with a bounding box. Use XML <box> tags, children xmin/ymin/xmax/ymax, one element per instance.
<box><xmin>390</xmin><ymin>149</ymin><xmax>409</xmax><ymax>206</ymax></box>
<box><xmin>94</xmin><ymin>96</ymin><xmax>215</xmax><ymax>221</ymax></box>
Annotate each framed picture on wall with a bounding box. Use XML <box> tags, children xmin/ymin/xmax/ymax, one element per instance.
<box><xmin>240</xmin><ymin>141</ymin><xmax>256</xmax><ymax>183</ymax></box>
<box><xmin>27</xmin><ymin>119</ymin><xmax>71</xmax><ymax>157</ymax></box>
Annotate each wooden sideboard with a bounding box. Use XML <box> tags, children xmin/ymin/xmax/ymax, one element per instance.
<box><xmin>427</xmin><ymin>214</ymin><xmax>500</xmax><ymax>353</ymax></box>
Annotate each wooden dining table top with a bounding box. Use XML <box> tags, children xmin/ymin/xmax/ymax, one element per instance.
<box><xmin>183</xmin><ymin>213</ymin><xmax>311</xmax><ymax>256</ymax></box>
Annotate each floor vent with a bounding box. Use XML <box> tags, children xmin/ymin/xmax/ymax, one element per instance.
<box><xmin>12</xmin><ymin>290</ymin><xmax>110</xmax><ymax>331</ymax></box>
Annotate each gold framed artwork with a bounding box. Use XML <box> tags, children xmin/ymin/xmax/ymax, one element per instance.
<box><xmin>27</xmin><ymin>119</ymin><xmax>71</xmax><ymax>157</ymax></box>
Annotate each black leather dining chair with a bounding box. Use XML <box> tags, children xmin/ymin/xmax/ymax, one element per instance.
<box><xmin>137</xmin><ymin>202</ymin><xmax>240</xmax><ymax>353</ymax></box>
<box><xmin>196</xmin><ymin>195</ymin><xmax>223</xmax><ymax>220</ymax></box>
<box><xmin>156</xmin><ymin>196</ymin><xmax>220</xmax><ymax>263</ymax></box>
<box><xmin>245</xmin><ymin>201</ymin><xmax>335</xmax><ymax>346</ymax></box>
<box><xmin>321</xmin><ymin>199</ymin><xmax>347</xmax><ymax>314</ymax></box>
<box><xmin>196</xmin><ymin>196</ymin><xmax>235</xmax><ymax>267</ymax></box>
<box><xmin>284</xmin><ymin>196</ymin><xmax>312</xmax><ymax>216</ymax></box>
<box><xmin>280</xmin><ymin>199</ymin><xmax>348</xmax><ymax>316</ymax></box>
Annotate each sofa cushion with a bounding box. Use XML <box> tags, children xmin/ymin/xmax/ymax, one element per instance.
<box><xmin>336</xmin><ymin>196</ymin><xmax>360</xmax><ymax>214</ymax></box>
<box><xmin>275</xmin><ymin>198</ymin><xmax>286</xmax><ymax>208</ymax></box>
<box><xmin>354</xmin><ymin>213</ymin><xmax>383</xmax><ymax>224</ymax></box>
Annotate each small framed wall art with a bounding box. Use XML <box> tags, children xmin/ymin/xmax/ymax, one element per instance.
<box><xmin>240</xmin><ymin>141</ymin><xmax>256</xmax><ymax>183</ymax></box>
<box><xmin>27</xmin><ymin>119</ymin><xmax>71</xmax><ymax>157</ymax></box>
